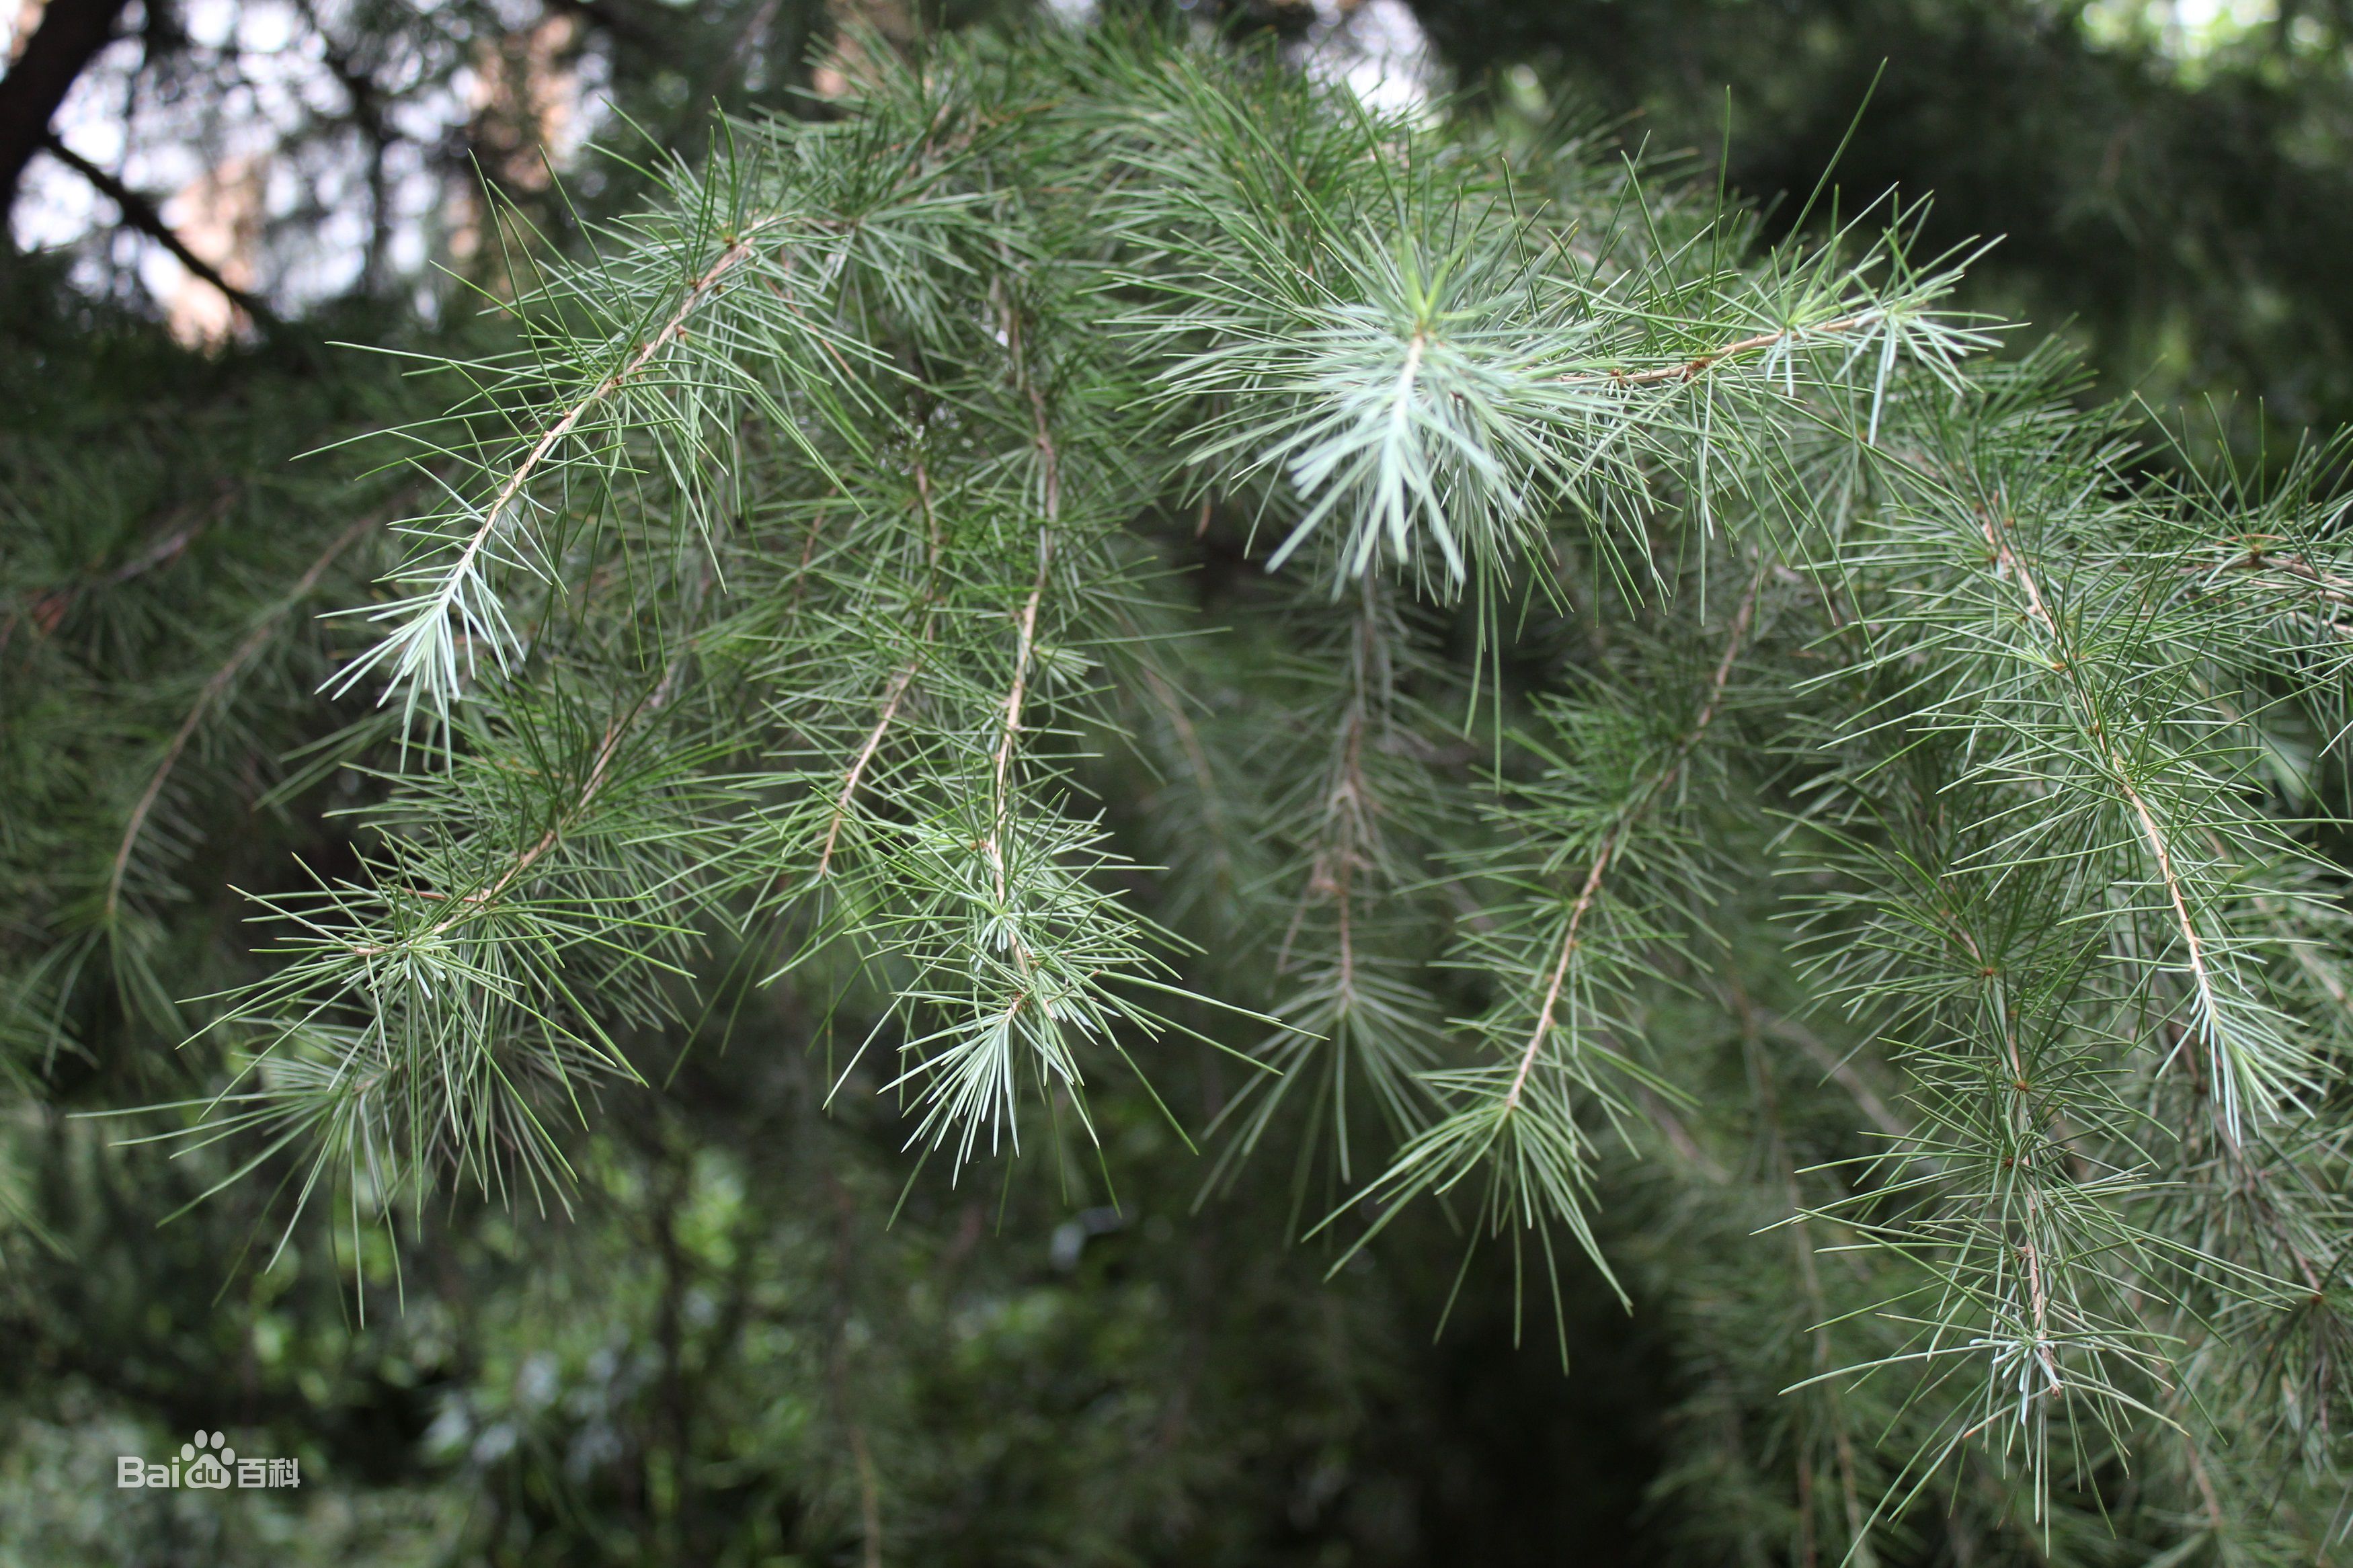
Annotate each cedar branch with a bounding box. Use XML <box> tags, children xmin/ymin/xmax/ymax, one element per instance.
<box><xmin>1501</xmin><ymin>567</ymin><xmax>1761</xmax><ymax>1112</ymax></box>
<box><xmin>1977</xmin><ymin>509</ymin><xmax>2225</xmax><ymax>1094</ymax></box>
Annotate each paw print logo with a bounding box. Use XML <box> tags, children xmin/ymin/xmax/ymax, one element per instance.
<box><xmin>182</xmin><ymin>1430</ymin><xmax>235</xmax><ymax>1489</ymax></box>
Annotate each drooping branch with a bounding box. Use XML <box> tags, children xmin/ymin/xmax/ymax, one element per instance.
<box><xmin>1501</xmin><ymin>567</ymin><xmax>1761</xmax><ymax>1113</ymax></box>
<box><xmin>1275</xmin><ymin>572</ymin><xmax>1384</xmax><ymax>995</ymax></box>
<box><xmin>422</xmin><ymin>228</ymin><xmax>771</xmax><ymax>636</ymax></box>
<box><xmin>351</xmin><ymin>621</ymin><xmax>699</xmax><ymax>956</ymax></box>
<box><xmin>986</xmin><ymin>537</ymin><xmax>1053</xmax><ymax>906</ymax></box>
<box><xmin>987</xmin><ymin>302</ymin><xmax>1061</xmax><ymax>854</ymax></box>
<box><xmin>819</xmin><ymin>663</ymin><xmax>918</xmax><ymax>880</ymax></box>
<box><xmin>816</xmin><ymin>458</ymin><xmax>943</xmax><ymax>880</ymax></box>
<box><xmin>1973</xmin><ymin>503</ymin><xmax>2231</xmax><ymax>1110</ymax></box>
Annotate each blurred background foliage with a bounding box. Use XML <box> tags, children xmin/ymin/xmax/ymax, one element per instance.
<box><xmin>1</xmin><ymin>0</ymin><xmax>2348</xmax><ymax>1563</ymax></box>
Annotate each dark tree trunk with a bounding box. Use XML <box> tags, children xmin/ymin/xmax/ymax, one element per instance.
<box><xmin>0</xmin><ymin>0</ymin><xmax>133</xmax><ymax>222</ymax></box>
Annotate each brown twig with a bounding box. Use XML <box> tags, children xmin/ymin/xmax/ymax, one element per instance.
<box><xmin>815</xmin><ymin>461</ymin><xmax>943</xmax><ymax>880</ymax></box>
<box><xmin>818</xmin><ymin>663</ymin><xmax>918</xmax><ymax>879</ymax></box>
<box><xmin>352</xmin><ymin>620</ymin><xmax>699</xmax><ymax>956</ymax></box>
<box><xmin>987</xmin><ymin>538</ymin><xmax>1052</xmax><ymax>895</ymax></box>
<box><xmin>964</xmin><ymin>284</ymin><xmax>1061</xmax><ymax>972</ymax></box>
<box><xmin>423</xmin><ymin>226</ymin><xmax>770</xmax><ymax>636</ymax></box>
<box><xmin>1275</xmin><ymin>573</ymin><xmax>1383</xmax><ymax>992</ymax></box>
<box><xmin>2184</xmin><ymin>546</ymin><xmax>2353</xmax><ymax>607</ymax></box>
<box><xmin>983</xmin><ymin>308</ymin><xmax>1062</xmax><ymax>886</ymax></box>
<box><xmin>1975</xmin><ymin>506</ymin><xmax>2225</xmax><ymax>1094</ymax></box>
<box><xmin>1562</xmin><ymin>315</ymin><xmax>1867</xmax><ymax>389</ymax></box>
<box><xmin>1501</xmin><ymin>567</ymin><xmax>1762</xmax><ymax>1112</ymax></box>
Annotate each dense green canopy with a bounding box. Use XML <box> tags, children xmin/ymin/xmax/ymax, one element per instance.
<box><xmin>6</xmin><ymin>7</ymin><xmax>2353</xmax><ymax>1566</ymax></box>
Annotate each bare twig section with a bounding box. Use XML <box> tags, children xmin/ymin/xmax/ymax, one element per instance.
<box><xmin>1026</xmin><ymin>381</ymin><xmax>1061</xmax><ymax>524</ymax></box>
<box><xmin>1324</xmin><ymin>684</ymin><xmax>1367</xmax><ymax>1001</ymax></box>
<box><xmin>2182</xmin><ymin>1428</ymin><xmax>2227</xmax><ymax>1534</ymax></box>
<box><xmin>988</xmin><ymin>344</ymin><xmax>1062</xmax><ymax>847</ymax></box>
<box><xmin>976</xmin><ymin>294</ymin><xmax>1059</xmax><ymax>922</ymax></box>
<box><xmin>819</xmin><ymin>663</ymin><xmax>918</xmax><ymax>880</ymax></box>
<box><xmin>2120</xmin><ymin>780</ymin><xmax>2221</xmax><ymax>1031</ymax></box>
<box><xmin>2017</xmin><ymin>1215</ymin><xmax>2065</xmax><ymax>1397</ymax></box>
<box><xmin>988</xmin><ymin>538</ymin><xmax>1053</xmax><ymax>875</ymax></box>
<box><xmin>106</xmin><ymin>502</ymin><xmax>388</xmax><ymax>922</ymax></box>
<box><xmin>1500</xmin><ymin>567</ymin><xmax>1762</xmax><ymax>1113</ymax></box>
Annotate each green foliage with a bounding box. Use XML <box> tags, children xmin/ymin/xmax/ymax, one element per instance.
<box><xmin>9</xmin><ymin>19</ymin><xmax>2353</xmax><ymax>1566</ymax></box>
<box><xmin>1406</xmin><ymin>0</ymin><xmax>2353</xmax><ymax>462</ymax></box>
